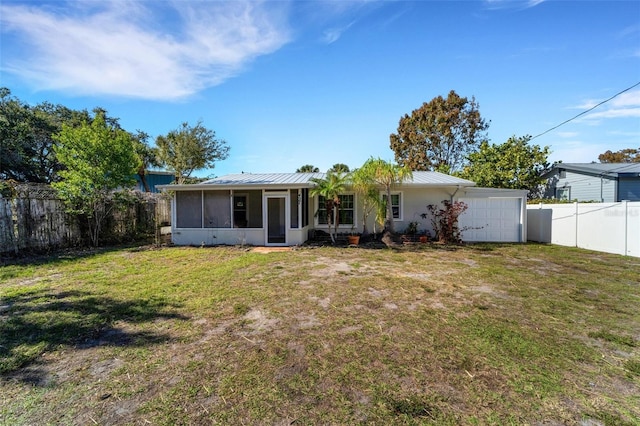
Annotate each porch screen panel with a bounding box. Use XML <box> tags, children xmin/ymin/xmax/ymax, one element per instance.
<box><xmin>290</xmin><ymin>189</ymin><xmax>299</xmax><ymax>228</ymax></box>
<box><xmin>246</xmin><ymin>190</ymin><xmax>263</xmax><ymax>228</ymax></box>
<box><xmin>302</xmin><ymin>188</ymin><xmax>309</xmax><ymax>227</ymax></box>
<box><xmin>204</xmin><ymin>190</ymin><xmax>231</xmax><ymax>228</ymax></box>
<box><xmin>176</xmin><ymin>191</ymin><xmax>202</xmax><ymax>228</ymax></box>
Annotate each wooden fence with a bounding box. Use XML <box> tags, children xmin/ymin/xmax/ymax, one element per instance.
<box><xmin>0</xmin><ymin>183</ymin><xmax>171</xmax><ymax>255</ymax></box>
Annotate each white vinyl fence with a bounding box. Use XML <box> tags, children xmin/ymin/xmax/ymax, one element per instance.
<box><xmin>527</xmin><ymin>201</ymin><xmax>640</xmax><ymax>257</ymax></box>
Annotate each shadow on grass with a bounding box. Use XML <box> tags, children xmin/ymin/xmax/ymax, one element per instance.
<box><xmin>0</xmin><ymin>288</ymin><xmax>186</xmax><ymax>385</ymax></box>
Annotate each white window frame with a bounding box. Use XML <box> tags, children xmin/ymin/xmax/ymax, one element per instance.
<box><xmin>315</xmin><ymin>193</ymin><xmax>356</xmax><ymax>227</ymax></box>
<box><xmin>381</xmin><ymin>191</ymin><xmax>403</xmax><ymax>221</ymax></box>
<box><xmin>555</xmin><ymin>187</ymin><xmax>570</xmax><ymax>201</ymax></box>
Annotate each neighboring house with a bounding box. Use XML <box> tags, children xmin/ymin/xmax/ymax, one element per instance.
<box><xmin>543</xmin><ymin>163</ymin><xmax>640</xmax><ymax>202</ymax></box>
<box><xmin>134</xmin><ymin>171</ymin><xmax>175</xmax><ymax>193</ymax></box>
<box><xmin>158</xmin><ymin>172</ymin><xmax>527</xmax><ymax>247</ymax></box>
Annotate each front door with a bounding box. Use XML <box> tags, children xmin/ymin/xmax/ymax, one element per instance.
<box><xmin>266</xmin><ymin>195</ymin><xmax>287</xmax><ymax>245</ymax></box>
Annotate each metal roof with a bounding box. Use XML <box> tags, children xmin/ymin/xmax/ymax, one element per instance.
<box><xmin>157</xmin><ymin>171</ymin><xmax>476</xmax><ymax>190</ymax></box>
<box><xmin>201</xmin><ymin>173</ymin><xmax>325</xmax><ymax>186</ymax></box>
<box><xmin>549</xmin><ymin>163</ymin><xmax>640</xmax><ymax>177</ymax></box>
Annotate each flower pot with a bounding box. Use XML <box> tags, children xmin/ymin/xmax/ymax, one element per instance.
<box><xmin>347</xmin><ymin>235</ymin><xmax>360</xmax><ymax>245</ymax></box>
<box><xmin>419</xmin><ymin>236</ymin><xmax>428</xmax><ymax>243</ymax></box>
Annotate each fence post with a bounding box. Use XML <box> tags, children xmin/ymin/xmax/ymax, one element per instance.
<box><xmin>574</xmin><ymin>201</ymin><xmax>579</xmax><ymax>248</ymax></box>
<box><xmin>624</xmin><ymin>200</ymin><xmax>628</xmax><ymax>256</ymax></box>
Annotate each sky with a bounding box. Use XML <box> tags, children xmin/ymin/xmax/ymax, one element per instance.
<box><xmin>1</xmin><ymin>0</ymin><xmax>639</xmax><ymax>178</ymax></box>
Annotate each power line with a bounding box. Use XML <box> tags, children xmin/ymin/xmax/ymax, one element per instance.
<box><xmin>530</xmin><ymin>81</ymin><xmax>640</xmax><ymax>141</ymax></box>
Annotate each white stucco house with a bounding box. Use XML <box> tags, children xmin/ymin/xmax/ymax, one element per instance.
<box><xmin>158</xmin><ymin>171</ymin><xmax>527</xmax><ymax>247</ymax></box>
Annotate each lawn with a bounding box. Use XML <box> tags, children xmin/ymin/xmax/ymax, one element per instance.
<box><xmin>1</xmin><ymin>243</ymin><xmax>639</xmax><ymax>425</ymax></box>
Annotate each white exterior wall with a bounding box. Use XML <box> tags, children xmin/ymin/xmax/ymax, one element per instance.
<box><xmin>527</xmin><ymin>202</ymin><xmax>640</xmax><ymax>257</ymax></box>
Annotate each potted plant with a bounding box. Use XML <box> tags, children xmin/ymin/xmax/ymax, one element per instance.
<box><xmin>347</xmin><ymin>225</ymin><xmax>360</xmax><ymax>245</ymax></box>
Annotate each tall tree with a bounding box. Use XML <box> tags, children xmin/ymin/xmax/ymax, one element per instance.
<box><xmin>296</xmin><ymin>164</ymin><xmax>320</xmax><ymax>173</ymax></box>
<box><xmin>132</xmin><ymin>130</ymin><xmax>160</xmax><ymax>192</ymax></box>
<box><xmin>52</xmin><ymin>110</ymin><xmax>138</xmax><ymax>246</ymax></box>
<box><xmin>458</xmin><ymin>135</ymin><xmax>551</xmax><ymax>199</ymax></box>
<box><xmin>328</xmin><ymin>163</ymin><xmax>350</xmax><ymax>173</ymax></box>
<box><xmin>156</xmin><ymin>121</ymin><xmax>229</xmax><ymax>184</ymax></box>
<box><xmin>357</xmin><ymin>158</ymin><xmax>412</xmax><ymax>233</ymax></box>
<box><xmin>0</xmin><ymin>88</ymin><xmax>94</xmax><ymax>183</ymax></box>
<box><xmin>310</xmin><ymin>171</ymin><xmax>349</xmax><ymax>244</ymax></box>
<box><xmin>389</xmin><ymin>90</ymin><xmax>489</xmax><ymax>173</ymax></box>
<box><xmin>598</xmin><ymin>148</ymin><xmax>640</xmax><ymax>163</ymax></box>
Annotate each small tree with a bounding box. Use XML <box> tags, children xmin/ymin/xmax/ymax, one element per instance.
<box><xmin>350</xmin><ymin>166</ymin><xmax>379</xmax><ymax>237</ymax></box>
<box><xmin>52</xmin><ymin>111</ymin><xmax>137</xmax><ymax>246</ymax></box>
<box><xmin>358</xmin><ymin>158</ymin><xmax>412</xmax><ymax>234</ymax></box>
<box><xmin>132</xmin><ymin>130</ymin><xmax>160</xmax><ymax>192</ymax></box>
<box><xmin>310</xmin><ymin>171</ymin><xmax>349</xmax><ymax>244</ymax></box>
<box><xmin>156</xmin><ymin>120</ymin><xmax>229</xmax><ymax>184</ymax></box>
<box><xmin>420</xmin><ymin>200</ymin><xmax>468</xmax><ymax>244</ymax></box>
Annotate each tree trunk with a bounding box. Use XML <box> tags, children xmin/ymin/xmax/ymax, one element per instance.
<box><xmin>138</xmin><ymin>168</ymin><xmax>151</xmax><ymax>192</ymax></box>
<box><xmin>385</xmin><ymin>185</ymin><xmax>395</xmax><ymax>233</ymax></box>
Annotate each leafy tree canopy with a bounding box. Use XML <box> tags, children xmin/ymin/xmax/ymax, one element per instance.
<box><xmin>598</xmin><ymin>148</ymin><xmax>640</xmax><ymax>163</ymax></box>
<box><xmin>156</xmin><ymin>120</ymin><xmax>229</xmax><ymax>184</ymax></box>
<box><xmin>310</xmin><ymin>171</ymin><xmax>350</xmax><ymax>243</ymax></box>
<box><xmin>296</xmin><ymin>164</ymin><xmax>320</xmax><ymax>173</ymax></box>
<box><xmin>390</xmin><ymin>90</ymin><xmax>489</xmax><ymax>173</ymax></box>
<box><xmin>458</xmin><ymin>135</ymin><xmax>551</xmax><ymax>199</ymax></box>
<box><xmin>52</xmin><ymin>110</ymin><xmax>138</xmax><ymax>246</ymax></box>
<box><xmin>0</xmin><ymin>88</ymin><xmax>90</xmax><ymax>183</ymax></box>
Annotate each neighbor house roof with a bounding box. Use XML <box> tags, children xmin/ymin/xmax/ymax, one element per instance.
<box><xmin>546</xmin><ymin>163</ymin><xmax>640</xmax><ymax>178</ymax></box>
<box><xmin>157</xmin><ymin>171</ymin><xmax>476</xmax><ymax>191</ymax></box>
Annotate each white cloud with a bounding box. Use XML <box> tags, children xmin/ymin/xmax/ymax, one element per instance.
<box><xmin>570</xmin><ymin>89</ymin><xmax>640</xmax><ymax>123</ymax></box>
<box><xmin>0</xmin><ymin>1</ymin><xmax>291</xmax><ymax>100</ymax></box>
<box><xmin>483</xmin><ymin>0</ymin><xmax>545</xmax><ymax>10</ymax></box>
<box><xmin>322</xmin><ymin>21</ymin><xmax>354</xmax><ymax>44</ymax></box>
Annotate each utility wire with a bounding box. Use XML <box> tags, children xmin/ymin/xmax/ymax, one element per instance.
<box><xmin>530</xmin><ymin>81</ymin><xmax>640</xmax><ymax>141</ymax></box>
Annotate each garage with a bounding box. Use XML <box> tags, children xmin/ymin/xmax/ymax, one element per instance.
<box><xmin>457</xmin><ymin>189</ymin><xmax>527</xmax><ymax>243</ymax></box>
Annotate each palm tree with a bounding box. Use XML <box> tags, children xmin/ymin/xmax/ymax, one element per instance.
<box><xmin>310</xmin><ymin>171</ymin><xmax>349</xmax><ymax>243</ymax></box>
<box><xmin>328</xmin><ymin>163</ymin><xmax>350</xmax><ymax>173</ymax></box>
<box><xmin>350</xmin><ymin>166</ymin><xmax>379</xmax><ymax>237</ymax></box>
<box><xmin>296</xmin><ymin>164</ymin><xmax>320</xmax><ymax>173</ymax></box>
<box><xmin>358</xmin><ymin>158</ymin><xmax>412</xmax><ymax>234</ymax></box>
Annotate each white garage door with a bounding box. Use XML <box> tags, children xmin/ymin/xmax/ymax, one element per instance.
<box><xmin>458</xmin><ymin>198</ymin><xmax>522</xmax><ymax>242</ymax></box>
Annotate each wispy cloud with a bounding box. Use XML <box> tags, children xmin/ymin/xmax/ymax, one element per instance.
<box><xmin>322</xmin><ymin>21</ymin><xmax>355</xmax><ymax>44</ymax></box>
<box><xmin>483</xmin><ymin>0</ymin><xmax>545</xmax><ymax>10</ymax></box>
<box><xmin>573</xmin><ymin>89</ymin><xmax>640</xmax><ymax>122</ymax></box>
<box><xmin>0</xmin><ymin>1</ymin><xmax>291</xmax><ymax>100</ymax></box>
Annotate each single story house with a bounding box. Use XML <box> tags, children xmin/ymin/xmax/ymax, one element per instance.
<box><xmin>158</xmin><ymin>172</ymin><xmax>527</xmax><ymax>247</ymax></box>
<box><xmin>133</xmin><ymin>170</ymin><xmax>175</xmax><ymax>193</ymax></box>
<box><xmin>543</xmin><ymin>163</ymin><xmax>640</xmax><ymax>202</ymax></box>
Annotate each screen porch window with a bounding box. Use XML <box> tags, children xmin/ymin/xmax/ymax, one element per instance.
<box><xmin>317</xmin><ymin>194</ymin><xmax>354</xmax><ymax>226</ymax></box>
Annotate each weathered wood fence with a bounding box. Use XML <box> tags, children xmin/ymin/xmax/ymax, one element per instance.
<box><xmin>0</xmin><ymin>183</ymin><xmax>171</xmax><ymax>255</ymax></box>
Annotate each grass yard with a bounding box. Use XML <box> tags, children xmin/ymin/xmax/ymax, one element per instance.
<box><xmin>1</xmin><ymin>243</ymin><xmax>639</xmax><ymax>425</ymax></box>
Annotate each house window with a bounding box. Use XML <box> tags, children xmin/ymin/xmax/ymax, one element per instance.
<box><xmin>317</xmin><ymin>194</ymin><xmax>354</xmax><ymax>226</ymax></box>
<box><xmin>556</xmin><ymin>187</ymin><xmax>570</xmax><ymax>201</ymax></box>
<box><xmin>382</xmin><ymin>193</ymin><xmax>402</xmax><ymax>220</ymax></box>
<box><xmin>233</xmin><ymin>194</ymin><xmax>248</xmax><ymax>228</ymax></box>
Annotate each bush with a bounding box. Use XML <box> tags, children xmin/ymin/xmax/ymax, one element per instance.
<box><xmin>421</xmin><ymin>200</ymin><xmax>468</xmax><ymax>244</ymax></box>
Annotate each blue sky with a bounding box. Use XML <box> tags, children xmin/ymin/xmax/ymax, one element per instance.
<box><xmin>1</xmin><ymin>0</ymin><xmax>639</xmax><ymax>178</ymax></box>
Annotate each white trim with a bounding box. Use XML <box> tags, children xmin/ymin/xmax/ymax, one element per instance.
<box><xmin>381</xmin><ymin>191</ymin><xmax>404</xmax><ymax>222</ymax></box>
<box><xmin>314</xmin><ymin>192</ymin><xmax>357</xmax><ymax>228</ymax></box>
<box><xmin>264</xmin><ymin>191</ymin><xmax>289</xmax><ymax>246</ymax></box>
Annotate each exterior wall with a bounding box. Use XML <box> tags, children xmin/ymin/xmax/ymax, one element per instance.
<box><xmin>547</xmin><ymin>170</ymin><xmax>617</xmax><ymax>202</ymax></box>
<box><xmin>618</xmin><ymin>178</ymin><xmax>640</xmax><ymax>201</ymax></box>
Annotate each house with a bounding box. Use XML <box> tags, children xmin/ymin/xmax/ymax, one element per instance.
<box><xmin>133</xmin><ymin>170</ymin><xmax>175</xmax><ymax>193</ymax></box>
<box><xmin>543</xmin><ymin>163</ymin><xmax>640</xmax><ymax>202</ymax></box>
<box><xmin>157</xmin><ymin>172</ymin><xmax>527</xmax><ymax>247</ymax></box>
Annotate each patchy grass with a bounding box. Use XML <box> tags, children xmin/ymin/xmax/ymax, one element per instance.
<box><xmin>1</xmin><ymin>243</ymin><xmax>639</xmax><ymax>425</ymax></box>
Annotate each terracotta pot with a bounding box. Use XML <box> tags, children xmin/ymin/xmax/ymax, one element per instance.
<box><xmin>348</xmin><ymin>235</ymin><xmax>360</xmax><ymax>245</ymax></box>
<box><xmin>419</xmin><ymin>236</ymin><xmax>428</xmax><ymax>243</ymax></box>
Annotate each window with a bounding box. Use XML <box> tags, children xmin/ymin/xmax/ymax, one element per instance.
<box><xmin>317</xmin><ymin>194</ymin><xmax>354</xmax><ymax>225</ymax></box>
<box><xmin>233</xmin><ymin>194</ymin><xmax>248</xmax><ymax>228</ymax></box>
<box><xmin>382</xmin><ymin>193</ymin><xmax>402</xmax><ymax>220</ymax></box>
<box><xmin>556</xmin><ymin>187</ymin><xmax>570</xmax><ymax>201</ymax></box>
